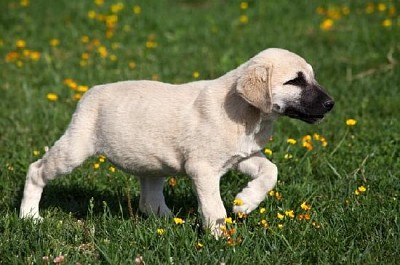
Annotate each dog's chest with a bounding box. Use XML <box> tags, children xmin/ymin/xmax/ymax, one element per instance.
<box><xmin>238</xmin><ymin>121</ymin><xmax>273</xmax><ymax>157</ymax></box>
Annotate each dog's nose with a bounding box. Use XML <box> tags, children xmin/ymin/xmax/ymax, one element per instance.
<box><xmin>323</xmin><ymin>100</ymin><xmax>335</xmax><ymax>111</ymax></box>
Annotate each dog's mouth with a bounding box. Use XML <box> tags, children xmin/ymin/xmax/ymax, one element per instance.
<box><xmin>283</xmin><ymin>107</ymin><xmax>326</xmax><ymax>124</ymax></box>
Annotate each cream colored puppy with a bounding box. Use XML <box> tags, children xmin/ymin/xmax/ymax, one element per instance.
<box><xmin>20</xmin><ymin>48</ymin><xmax>334</xmax><ymax>235</ymax></box>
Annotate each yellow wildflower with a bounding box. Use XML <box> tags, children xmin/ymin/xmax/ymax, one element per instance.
<box><xmin>378</xmin><ymin>3</ymin><xmax>386</xmax><ymax>12</ymax></box>
<box><xmin>16</xmin><ymin>39</ymin><xmax>26</xmax><ymax>49</ymax></box>
<box><xmin>277</xmin><ymin>224</ymin><xmax>284</xmax><ymax>229</ymax></box>
<box><xmin>277</xmin><ymin>213</ymin><xmax>285</xmax><ymax>220</ymax></box>
<box><xmin>30</xmin><ymin>51</ymin><xmax>41</xmax><ymax>61</ymax></box>
<box><xmin>275</xmin><ymin>191</ymin><xmax>282</xmax><ymax>200</ymax></box>
<box><xmin>98</xmin><ymin>46</ymin><xmax>108</xmax><ymax>58</ymax></box>
<box><xmin>346</xmin><ymin>118</ymin><xmax>357</xmax><ymax>126</ymax></box>
<box><xmin>195</xmin><ymin>242</ymin><xmax>204</xmax><ymax>249</ymax></box>
<box><xmin>109</xmin><ymin>166</ymin><xmax>116</xmax><ymax>173</ymax></box>
<box><xmin>168</xmin><ymin>176</ymin><xmax>177</xmax><ymax>187</ymax></box>
<box><xmin>240</xmin><ymin>2</ymin><xmax>248</xmax><ymax>10</ymax></box>
<box><xmin>133</xmin><ymin>5</ymin><xmax>142</xmax><ymax>15</ymax></box>
<box><xmin>94</xmin><ymin>0</ymin><xmax>104</xmax><ymax>6</ymax></box>
<box><xmin>320</xmin><ymin>19</ymin><xmax>334</xmax><ymax>31</ymax></box>
<box><xmin>192</xmin><ymin>71</ymin><xmax>200</xmax><ymax>79</ymax></box>
<box><xmin>110</xmin><ymin>3</ymin><xmax>124</xmax><ymax>13</ymax></box>
<box><xmin>93</xmin><ymin>163</ymin><xmax>100</xmax><ymax>169</ymax></box>
<box><xmin>20</xmin><ymin>0</ymin><xmax>29</xmax><ymax>7</ymax></box>
<box><xmin>33</xmin><ymin>150</ymin><xmax>40</xmax><ymax>156</ymax></box>
<box><xmin>285</xmin><ymin>210</ymin><xmax>295</xmax><ymax>218</ymax></box>
<box><xmin>49</xmin><ymin>38</ymin><xmax>60</xmax><ymax>47</ymax></box>
<box><xmin>303</xmin><ymin>141</ymin><xmax>313</xmax><ymax>151</ymax></box>
<box><xmin>233</xmin><ymin>198</ymin><xmax>244</xmax><ymax>206</ymax></box>
<box><xmin>77</xmin><ymin>85</ymin><xmax>89</xmax><ymax>93</ymax></box>
<box><xmin>98</xmin><ymin>155</ymin><xmax>106</xmax><ymax>162</ymax></box>
<box><xmin>87</xmin><ymin>10</ymin><xmax>96</xmax><ymax>19</ymax></box>
<box><xmin>156</xmin><ymin>228</ymin><xmax>165</xmax><ymax>236</ymax></box>
<box><xmin>259</xmin><ymin>207</ymin><xmax>266</xmax><ymax>214</ymax></box>
<box><xmin>81</xmin><ymin>35</ymin><xmax>90</xmax><ymax>43</ymax></box>
<box><xmin>239</xmin><ymin>15</ymin><xmax>248</xmax><ymax>24</ymax></box>
<box><xmin>237</xmin><ymin>212</ymin><xmax>247</xmax><ymax>219</ymax></box>
<box><xmin>260</xmin><ymin>219</ymin><xmax>268</xmax><ymax>228</ymax></box>
<box><xmin>264</xmin><ymin>148</ymin><xmax>272</xmax><ymax>156</ymax></box>
<box><xmin>225</xmin><ymin>217</ymin><xmax>233</xmax><ymax>224</ymax></box>
<box><xmin>358</xmin><ymin>185</ymin><xmax>367</xmax><ymax>192</ymax></box>
<box><xmin>173</xmin><ymin>217</ymin><xmax>184</xmax><ymax>225</ymax></box>
<box><xmin>145</xmin><ymin>40</ymin><xmax>158</xmax><ymax>49</ymax></box>
<box><xmin>382</xmin><ymin>19</ymin><xmax>392</xmax><ymax>27</ymax></box>
<box><xmin>287</xmin><ymin>138</ymin><xmax>297</xmax><ymax>145</ymax></box>
<box><xmin>128</xmin><ymin>62</ymin><xmax>137</xmax><ymax>69</ymax></box>
<box><xmin>284</xmin><ymin>153</ymin><xmax>293</xmax><ymax>160</ymax></box>
<box><xmin>268</xmin><ymin>190</ymin><xmax>275</xmax><ymax>197</ymax></box>
<box><xmin>47</xmin><ymin>93</ymin><xmax>58</xmax><ymax>102</ymax></box>
<box><xmin>301</xmin><ymin>201</ymin><xmax>311</xmax><ymax>211</ymax></box>
<box><xmin>366</xmin><ymin>3</ymin><xmax>374</xmax><ymax>14</ymax></box>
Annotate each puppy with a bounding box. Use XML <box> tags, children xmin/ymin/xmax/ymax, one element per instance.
<box><xmin>20</xmin><ymin>48</ymin><xmax>334</xmax><ymax>235</ymax></box>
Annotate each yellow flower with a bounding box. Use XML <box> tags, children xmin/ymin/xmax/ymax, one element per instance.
<box><xmin>81</xmin><ymin>35</ymin><xmax>90</xmax><ymax>43</ymax></box>
<box><xmin>237</xmin><ymin>212</ymin><xmax>247</xmax><ymax>219</ymax></box>
<box><xmin>346</xmin><ymin>118</ymin><xmax>357</xmax><ymax>126</ymax></box>
<box><xmin>16</xmin><ymin>39</ymin><xmax>26</xmax><ymax>49</ymax></box>
<box><xmin>378</xmin><ymin>3</ymin><xmax>386</xmax><ymax>12</ymax></box>
<box><xmin>168</xmin><ymin>176</ymin><xmax>177</xmax><ymax>187</ymax></box>
<box><xmin>274</xmin><ymin>191</ymin><xmax>282</xmax><ymax>200</ymax></box>
<box><xmin>285</xmin><ymin>210</ymin><xmax>295</xmax><ymax>218</ymax></box>
<box><xmin>156</xmin><ymin>228</ymin><xmax>165</xmax><ymax>236</ymax></box>
<box><xmin>87</xmin><ymin>10</ymin><xmax>96</xmax><ymax>19</ymax></box>
<box><xmin>49</xmin><ymin>38</ymin><xmax>60</xmax><ymax>47</ymax></box>
<box><xmin>47</xmin><ymin>93</ymin><xmax>58</xmax><ymax>102</ymax></box>
<box><xmin>260</xmin><ymin>219</ymin><xmax>268</xmax><ymax>228</ymax></box>
<box><xmin>301</xmin><ymin>201</ymin><xmax>311</xmax><ymax>211</ymax></box>
<box><xmin>33</xmin><ymin>150</ymin><xmax>40</xmax><ymax>156</ymax></box>
<box><xmin>98</xmin><ymin>46</ymin><xmax>108</xmax><ymax>58</ymax></box>
<box><xmin>30</xmin><ymin>51</ymin><xmax>41</xmax><ymax>61</ymax></box>
<box><xmin>303</xmin><ymin>141</ymin><xmax>313</xmax><ymax>151</ymax></box>
<box><xmin>173</xmin><ymin>217</ymin><xmax>184</xmax><ymax>225</ymax></box>
<box><xmin>109</xmin><ymin>166</ymin><xmax>116</xmax><ymax>173</ymax></box>
<box><xmin>358</xmin><ymin>185</ymin><xmax>367</xmax><ymax>192</ymax></box>
<box><xmin>239</xmin><ymin>15</ymin><xmax>248</xmax><ymax>24</ymax></box>
<box><xmin>382</xmin><ymin>19</ymin><xmax>392</xmax><ymax>27</ymax></box>
<box><xmin>110</xmin><ymin>3</ymin><xmax>124</xmax><ymax>13</ymax></box>
<box><xmin>98</xmin><ymin>155</ymin><xmax>106</xmax><ymax>163</ymax></box>
<box><xmin>284</xmin><ymin>153</ymin><xmax>293</xmax><ymax>160</ymax></box>
<box><xmin>233</xmin><ymin>198</ymin><xmax>244</xmax><ymax>206</ymax></box>
<box><xmin>320</xmin><ymin>19</ymin><xmax>334</xmax><ymax>31</ymax></box>
<box><xmin>128</xmin><ymin>62</ymin><xmax>137</xmax><ymax>69</ymax></box>
<box><xmin>225</xmin><ymin>217</ymin><xmax>233</xmax><ymax>224</ymax></box>
<box><xmin>77</xmin><ymin>85</ymin><xmax>89</xmax><ymax>93</ymax></box>
<box><xmin>145</xmin><ymin>40</ymin><xmax>158</xmax><ymax>49</ymax></box>
<box><xmin>268</xmin><ymin>190</ymin><xmax>275</xmax><ymax>197</ymax></box>
<box><xmin>240</xmin><ymin>2</ymin><xmax>248</xmax><ymax>10</ymax></box>
<box><xmin>192</xmin><ymin>71</ymin><xmax>200</xmax><ymax>79</ymax></box>
<box><xmin>277</xmin><ymin>224</ymin><xmax>284</xmax><ymax>229</ymax></box>
<box><xmin>287</xmin><ymin>138</ymin><xmax>297</xmax><ymax>145</ymax></box>
<box><xmin>259</xmin><ymin>207</ymin><xmax>266</xmax><ymax>214</ymax></box>
<box><xmin>133</xmin><ymin>5</ymin><xmax>142</xmax><ymax>15</ymax></box>
<box><xmin>354</xmin><ymin>189</ymin><xmax>360</xmax><ymax>195</ymax></box>
<box><xmin>195</xmin><ymin>242</ymin><xmax>204</xmax><ymax>249</ymax></box>
<box><xmin>277</xmin><ymin>213</ymin><xmax>285</xmax><ymax>220</ymax></box>
<box><xmin>94</xmin><ymin>0</ymin><xmax>104</xmax><ymax>6</ymax></box>
<box><xmin>264</xmin><ymin>148</ymin><xmax>273</xmax><ymax>156</ymax></box>
<box><xmin>366</xmin><ymin>3</ymin><xmax>375</xmax><ymax>14</ymax></box>
<box><xmin>342</xmin><ymin>6</ymin><xmax>350</xmax><ymax>15</ymax></box>
<box><xmin>20</xmin><ymin>0</ymin><xmax>29</xmax><ymax>7</ymax></box>
<box><xmin>93</xmin><ymin>163</ymin><xmax>100</xmax><ymax>169</ymax></box>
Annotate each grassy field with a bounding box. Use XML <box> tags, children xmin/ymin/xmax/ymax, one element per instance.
<box><xmin>1</xmin><ymin>0</ymin><xmax>399</xmax><ymax>264</ymax></box>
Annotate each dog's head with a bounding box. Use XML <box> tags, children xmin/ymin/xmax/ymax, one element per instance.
<box><xmin>236</xmin><ymin>48</ymin><xmax>334</xmax><ymax>124</ymax></box>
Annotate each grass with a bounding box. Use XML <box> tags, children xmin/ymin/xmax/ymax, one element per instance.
<box><xmin>1</xmin><ymin>0</ymin><xmax>399</xmax><ymax>264</ymax></box>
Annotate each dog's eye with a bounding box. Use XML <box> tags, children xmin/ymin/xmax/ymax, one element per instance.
<box><xmin>284</xmin><ymin>72</ymin><xmax>307</xmax><ymax>87</ymax></box>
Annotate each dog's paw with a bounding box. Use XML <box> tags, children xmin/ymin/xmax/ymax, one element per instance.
<box><xmin>20</xmin><ymin>212</ymin><xmax>43</xmax><ymax>223</ymax></box>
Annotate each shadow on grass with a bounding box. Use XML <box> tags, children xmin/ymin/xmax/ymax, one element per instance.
<box><xmin>15</xmin><ymin>183</ymin><xmax>199</xmax><ymax>221</ymax></box>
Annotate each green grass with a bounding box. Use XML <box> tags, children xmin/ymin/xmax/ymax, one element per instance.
<box><xmin>1</xmin><ymin>0</ymin><xmax>399</xmax><ymax>264</ymax></box>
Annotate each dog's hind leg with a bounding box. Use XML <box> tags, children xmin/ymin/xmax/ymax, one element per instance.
<box><xmin>20</xmin><ymin>111</ymin><xmax>97</xmax><ymax>219</ymax></box>
<box><xmin>138</xmin><ymin>176</ymin><xmax>172</xmax><ymax>217</ymax></box>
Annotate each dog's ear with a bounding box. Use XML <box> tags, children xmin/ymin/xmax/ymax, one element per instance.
<box><xmin>236</xmin><ymin>65</ymin><xmax>272</xmax><ymax>113</ymax></box>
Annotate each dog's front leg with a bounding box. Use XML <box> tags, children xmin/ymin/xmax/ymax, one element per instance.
<box><xmin>186</xmin><ymin>162</ymin><xmax>226</xmax><ymax>237</ymax></box>
<box><xmin>233</xmin><ymin>152</ymin><xmax>278</xmax><ymax>214</ymax></box>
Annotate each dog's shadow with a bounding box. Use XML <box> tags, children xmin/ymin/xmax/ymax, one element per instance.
<box><xmin>16</xmin><ymin>182</ymin><xmax>200</xmax><ymax>221</ymax></box>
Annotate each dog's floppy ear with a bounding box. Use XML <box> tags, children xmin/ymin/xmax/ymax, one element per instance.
<box><xmin>236</xmin><ymin>64</ymin><xmax>273</xmax><ymax>113</ymax></box>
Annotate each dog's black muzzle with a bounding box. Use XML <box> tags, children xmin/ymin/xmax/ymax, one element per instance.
<box><xmin>284</xmin><ymin>84</ymin><xmax>334</xmax><ymax>124</ymax></box>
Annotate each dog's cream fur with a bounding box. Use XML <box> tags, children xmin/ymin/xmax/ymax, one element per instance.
<box><xmin>20</xmin><ymin>48</ymin><xmax>324</xmax><ymax>235</ymax></box>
